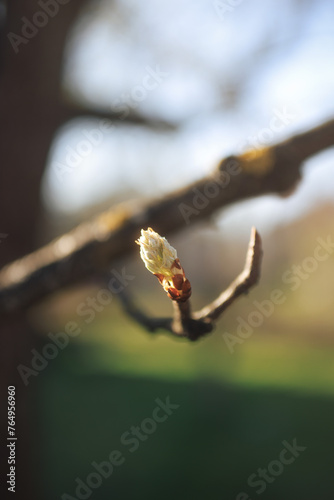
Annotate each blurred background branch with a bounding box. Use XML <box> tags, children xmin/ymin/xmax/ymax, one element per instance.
<box><xmin>58</xmin><ymin>100</ymin><xmax>178</xmax><ymax>131</ymax></box>
<box><xmin>0</xmin><ymin>118</ymin><xmax>333</xmax><ymax>315</ymax></box>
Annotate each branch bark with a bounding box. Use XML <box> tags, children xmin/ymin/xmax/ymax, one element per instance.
<box><xmin>58</xmin><ymin>100</ymin><xmax>178</xmax><ymax>131</ymax></box>
<box><xmin>1</xmin><ymin>118</ymin><xmax>334</xmax><ymax>315</ymax></box>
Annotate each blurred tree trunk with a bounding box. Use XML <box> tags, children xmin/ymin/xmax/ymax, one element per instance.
<box><xmin>0</xmin><ymin>1</ymin><xmax>86</xmax><ymax>498</ymax></box>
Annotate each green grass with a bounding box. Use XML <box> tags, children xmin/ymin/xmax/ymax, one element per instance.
<box><xmin>68</xmin><ymin>310</ymin><xmax>334</xmax><ymax>396</ymax></box>
<box><xmin>33</xmin><ymin>313</ymin><xmax>334</xmax><ymax>500</ymax></box>
<box><xmin>36</xmin><ymin>352</ymin><xmax>334</xmax><ymax>500</ymax></box>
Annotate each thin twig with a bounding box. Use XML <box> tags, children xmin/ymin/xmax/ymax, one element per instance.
<box><xmin>59</xmin><ymin>101</ymin><xmax>177</xmax><ymax>131</ymax></box>
<box><xmin>118</xmin><ymin>290</ymin><xmax>172</xmax><ymax>333</ymax></box>
<box><xmin>193</xmin><ymin>227</ymin><xmax>262</xmax><ymax>322</ymax></box>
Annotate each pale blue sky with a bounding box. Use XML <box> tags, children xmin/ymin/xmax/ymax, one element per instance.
<box><xmin>42</xmin><ymin>0</ymin><xmax>334</xmax><ymax>237</ymax></box>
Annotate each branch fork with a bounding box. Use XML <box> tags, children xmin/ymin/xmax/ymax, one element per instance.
<box><xmin>122</xmin><ymin>226</ymin><xmax>263</xmax><ymax>341</ymax></box>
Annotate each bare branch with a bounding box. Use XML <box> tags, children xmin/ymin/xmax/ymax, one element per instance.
<box><xmin>118</xmin><ymin>290</ymin><xmax>173</xmax><ymax>333</ymax></box>
<box><xmin>1</xmin><ymin>118</ymin><xmax>334</xmax><ymax>315</ymax></box>
<box><xmin>119</xmin><ymin>288</ymin><xmax>213</xmax><ymax>341</ymax></box>
<box><xmin>193</xmin><ymin>227</ymin><xmax>262</xmax><ymax>322</ymax></box>
<box><xmin>58</xmin><ymin>101</ymin><xmax>177</xmax><ymax>131</ymax></box>
<box><xmin>120</xmin><ymin>227</ymin><xmax>262</xmax><ymax>341</ymax></box>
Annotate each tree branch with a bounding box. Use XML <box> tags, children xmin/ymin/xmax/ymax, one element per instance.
<box><xmin>58</xmin><ymin>101</ymin><xmax>177</xmax><ymax>131</ymax></box>
<box><xmin>119</xmin><ymin>227</ymin><xmax>262</xmax><ymax>341</ymax></box>
<box><xmin>118</xmin><ymin>290</ymin><xmax>172</xmax><ymax>333</ymax></box>
<box><xmin>193</xmin><ymin>227</ymin><xmax>262</xmax><ymax>322</ymax></box>
<box><xmin>1</xmin><ymin>118</ymin><xmax>334</xmax><ymax>315</ymax></box>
